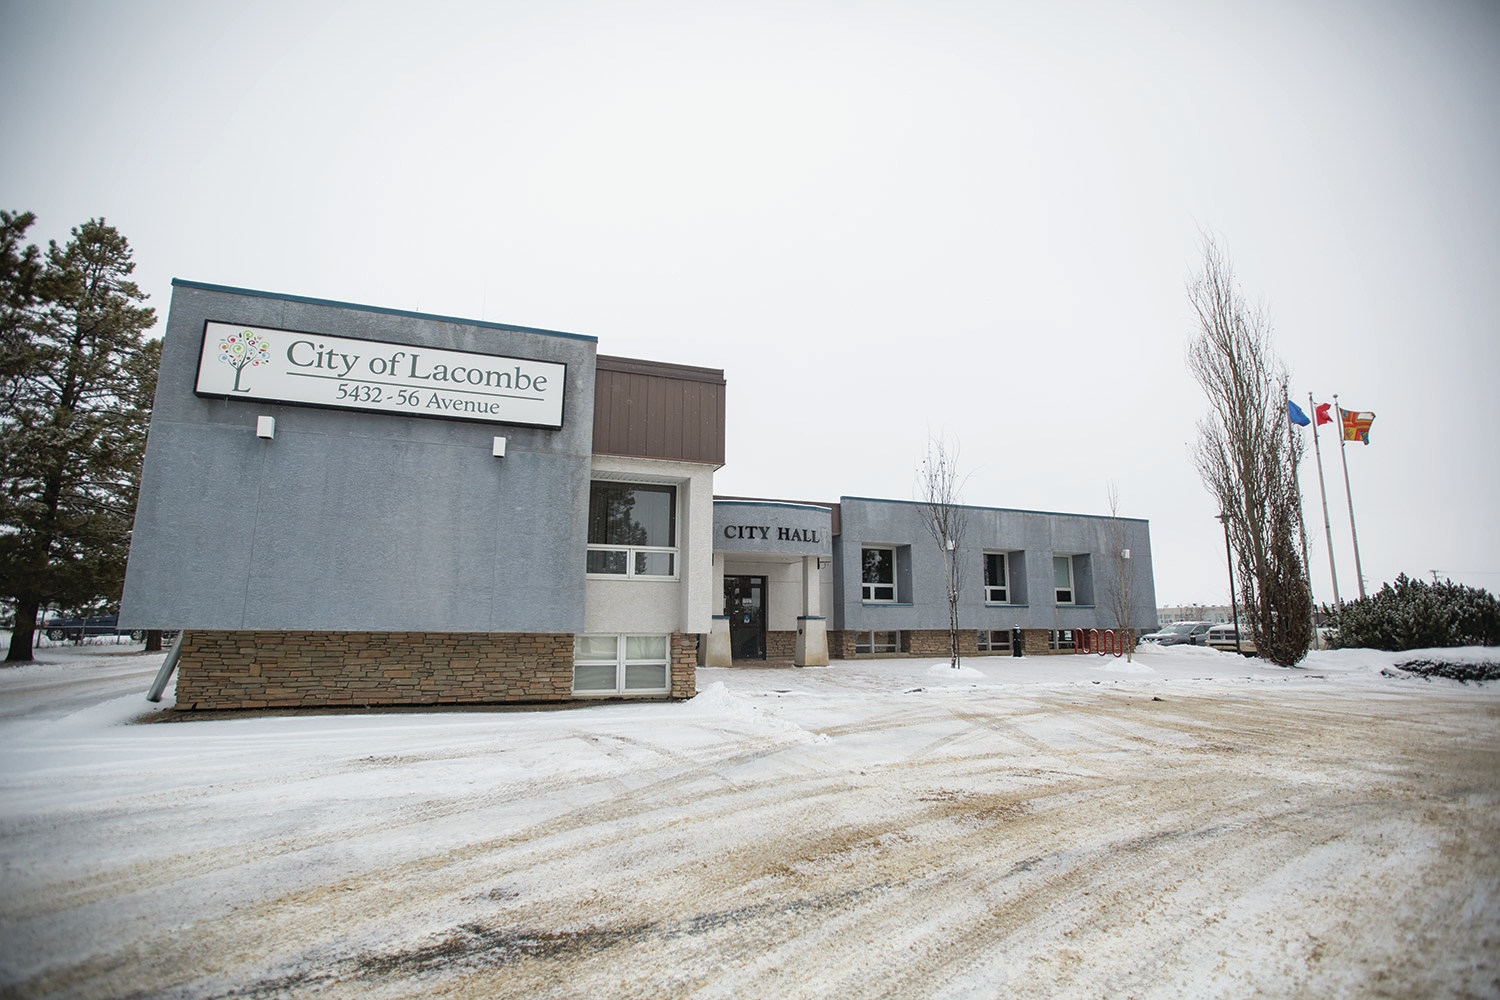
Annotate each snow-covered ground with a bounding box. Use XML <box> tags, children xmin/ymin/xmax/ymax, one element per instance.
<box><xmin>1</xmin><ymin>641</ymin><xmax>1497</xmax><ymax>999</ymax></box>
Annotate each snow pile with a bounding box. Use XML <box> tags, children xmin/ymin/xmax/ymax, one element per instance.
<box><xmin>1390</xmin><ymin>650</ymin><xmax>1500</xmax><ymax>683</ymax></box>
<box><xmin>924</xmin><ymin>661</ymin><xmax>987</xmax><ymax>680</ymax></box>
<box><xmin>1</xmin><ymin>643</ymin><xmax>1498</xmax><ymax>998</ymax></box>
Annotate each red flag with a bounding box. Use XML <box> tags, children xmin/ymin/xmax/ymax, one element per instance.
<box><xmin>1314</xmin><ymin>403</ymin><xmax>1333</xmax><ymax>426</ymax></box>
<box><xmin>1341</xmin><ymin>408</ymin><xmax>1375</xmax><ymax>444</ymax></box>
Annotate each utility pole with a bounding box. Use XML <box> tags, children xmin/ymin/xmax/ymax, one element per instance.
<box><xmin>1217</xmin><ymin>512</ymin><xmax>1242</xmax><ymax>653</ymax></box>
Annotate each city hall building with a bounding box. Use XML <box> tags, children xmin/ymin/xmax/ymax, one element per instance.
<box><xmin>121</xmin><ymin>281</ymin><xmax>1157</xmax><ymax>710</ymax></box>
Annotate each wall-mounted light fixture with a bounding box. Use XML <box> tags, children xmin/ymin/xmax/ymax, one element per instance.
<box><xmin>1121</xmin><ymin>548</ymin><xmax>1131</xmax><ymax>559</ymax></box>
<box><xmin>492</xmin><ymin>436</ymin><xmax>507</xmax><ymax>458</ymax></box>
<box><xmin>256</xmin><ymin>416</ymin><xmax>275</xmax><ymax>440</ymax></box>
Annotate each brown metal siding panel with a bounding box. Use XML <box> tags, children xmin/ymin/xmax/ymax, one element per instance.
<box><xmin>629</xmin><ymin>373</ymin><xmax>650</xmax><ymax>455</ymax></box>
<box><xmin>646</xmin><ymin>374</ymin><xmax>665</xmax><ymax>459</ymax></box>
<box><xmin>666</xmin><ymin>377</ymin><xmax>685</xmax><ymax>460</ymax></box>
<box><xmin>705</xmin><ymin>383</ymin><xmax>723</xmax><ymax>464</ymax></box>
<box><xmin>683</xmin><ymin>382</ymin><xmax>702</xmax><ymax>463</ymax></box>
<box><xmin>591</xmin><ymin>357</ymin><xmax>726</xmax><ymax>465</ymax></box>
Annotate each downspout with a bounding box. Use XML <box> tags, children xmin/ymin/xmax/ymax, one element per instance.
<box><xmin>146</xmin><ymin>631</ymin><xmax>184</xmax><ymax>703</ymax></box>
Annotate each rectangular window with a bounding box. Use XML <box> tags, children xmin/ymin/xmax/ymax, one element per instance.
<box><xmin>1053</xmin><ymin>555</ymin><xmax>1075</xmax><ymax>605</ymax></box>
<box><xmin>587</xmin><ymin>482</ymin><xmax>677</xmax><ymax>579</ymax></box>
<box><xmin>862</xmin><ymin>548</ymin><xmax>896</xmax><ymax>602</ymax></box>
<box><xmin>855</xmin><ymin>630</ymin><xmax>901</xmax><ymax>654</ymax></box>
<box><xmin>976</xmin><ymin>629</ymin><xmax>1011</xmax><ymax>652</ymax></box>
<box><xmin>572</xmin><ymin>634</ymin><xmax>671</xmax><ymax>695</ymax></box>
<box><xmin>1049</xmin><ymin>629</ymin><xmax>1075</xmax><ymax>650</ymax></box>
<box><xmin>984</xmin><ymin>552</ymin><xmax>1010</xmax><ymax>603</ymax></box>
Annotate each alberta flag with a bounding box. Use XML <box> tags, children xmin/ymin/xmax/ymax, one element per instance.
<box><xmin>1341</xmin><ymin>408</ymin><xmax>1376</xmax><ymax>444</ymax></box>
<box><xmin>1288</xmin><ymin>400</ymin><xmax>1311</xmax><ymax>426</ymax></box>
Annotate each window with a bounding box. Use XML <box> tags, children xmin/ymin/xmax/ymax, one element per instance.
<box><xmin>572</xmin><ymin>634</ymin><xmax>670</xmax><ymax>695</ymax></box>
<box><xmin>984</xmin><ymin>552</ymin><xmax>1010</xmax><ymax>603</ymax></box>
<box><xmin>855</xmin><ymin>630</ymin><xmax>901</xmax><ymax>654</ymax></box>
<box><xmin>1049</xmin><ymin>629</ymin><xmax>1075</xmax><ymax>650</ymax></box>
<box><xmin>977</xmin><ymin>629</ymin><xmax>1011</xmax><ymax>652</ymax></box>
<box><xmin>861</xmin><ymin>548</ymin><xmax>896</xmax><ymax>602</ymax></box>
<box><xmin>1053</xmin><ymin>555</ymin><xmax>1075</xmax><ymax>605</ymax></box>
<box><xmin>587</xmin><ymin>482</ymin><xmax>676</xmax><ymax>578</ymax></box>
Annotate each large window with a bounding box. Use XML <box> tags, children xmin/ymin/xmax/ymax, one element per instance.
<box><xmin>977</xmin><ymin>629</ymin><xmax>1011</xmax><ymax>652</ymax></box>
<box><xmin>587</xmin><ymin>482</ymin><xmax>676</xmax><ymax>578</ymax></box>
<box><xmin>573</xmin><ymin>635</ymin><xmax>670</xmax><ymax>695</ymax></box>
<box><xmin>861</xmin><ymin>547</ymin><xmax>896</xmax><ymax>602</ymax></box>
<box><xmin>1053</xmin><ymin>555</ymin><xmax>1075</xmax><ymax>605</ymax></box>
<box><xmin>854</xmin><ymin>630</ymin><xmax>901</xmax><ymax>654</ymax></box>
<box><xmin>984</xmin><ymin>552</ymin><xmax>1010</xmax><ymax>603</ymax></box>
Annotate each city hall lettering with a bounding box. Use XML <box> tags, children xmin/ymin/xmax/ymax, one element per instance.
<box><xmin>195</xmin><ymin>321</ymin><xmax>566</xmax><ymax>428</ymax></box>
<box><xmin>724</xmin><ymin>525</ymin><xmax>821</xmax><ymax>543</ymax></box>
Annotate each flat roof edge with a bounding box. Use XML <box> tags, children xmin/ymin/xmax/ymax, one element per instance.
<box><xmin>839</xmin><ymin>495</ymin><xmax>1151</xmax><ymax>524</ymax></box>
<box><xmin>170</xmin><ymin>278</ymin><xmax>599</xmax><ymax>343</ymax></box>
<box><xmin>713</xmin><ymin>498</ymin><xmax>835</xmax><ymax>513</ymax></box>
<box><xmin>596</xmin><ymin>354</ymin><xmax>726</xmax><ymax>384</ymax></box>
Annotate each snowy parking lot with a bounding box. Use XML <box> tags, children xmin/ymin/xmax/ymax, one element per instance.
<box><xmin>1</xmin><ymin>641</ymin><xmax>1497</xmax><ymax>998</ymax></box>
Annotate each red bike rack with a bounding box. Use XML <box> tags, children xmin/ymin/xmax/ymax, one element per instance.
<box><xmin>1075</xmin><ymin>628</ymin><xmax>1124</xmax><ymax>658</ymax></box>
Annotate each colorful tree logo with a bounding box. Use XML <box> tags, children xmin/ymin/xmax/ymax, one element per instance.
<box><xmin>218</xmin><ymin>329</ymin><xmax>271</xmax><ymax>392</ymax></box>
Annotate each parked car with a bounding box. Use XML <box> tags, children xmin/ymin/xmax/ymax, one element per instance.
<box><xmin>42</xmin><ymin>614</ymin><xmax>177</xmax><ymax>643</ymax></box>
<box><xmin>1138</xmin><ymin>621</ymin><xmax>1214</xmax><ymax>646</ymax></box>
<box><xmin>1205</xmin><ymin>623</ymin><xmax>1257</xmax><ymax>656</ymax></box>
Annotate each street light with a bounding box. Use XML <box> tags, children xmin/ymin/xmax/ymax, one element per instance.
<box><xmin>1216</xmin><ymin>512</ymin><xmax>1242</xmax><ymax>654</ymax></box>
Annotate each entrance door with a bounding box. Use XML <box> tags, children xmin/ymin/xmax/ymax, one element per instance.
<box><xmin>725</xmin><ymin>575</ymin><xmax>767</xmax><ymax>660</ymax></box>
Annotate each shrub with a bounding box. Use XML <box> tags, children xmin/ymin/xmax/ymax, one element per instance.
<box><xmin>1325</xmin><ymin>574</ymin><xmax>1500</xmax><ymax>651</ymax></box>
<box><xmin>1391</xmin><ymin>658</ymin><xmax>1500</xmax><ymax>683</ymax></box>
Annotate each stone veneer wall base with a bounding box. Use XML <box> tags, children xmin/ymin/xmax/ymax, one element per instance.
<box><xmin>826</xmin><ymin>628</ymin><xmax>1085</xmax><ymax>659</ymax></box>
<box><xmin>176</xmin><ymin>631</ymin><xmax>698</xmax><ymax>711</ymax></box>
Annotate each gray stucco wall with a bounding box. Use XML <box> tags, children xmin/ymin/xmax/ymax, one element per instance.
<box><xmin>120</xmin><ymin>281</ymin><xmax>597</xmax><ymax>632</ymax></box>
<box><xmin>832</xmin><ymin>497</ymin><xmax>1157</xmax><ymax>633</ymax></box>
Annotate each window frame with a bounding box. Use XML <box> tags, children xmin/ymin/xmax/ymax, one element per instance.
<box><xmin>861</xmin><ymin>547</ymin><xmax>897</xmax><ymax>603</ymax></box>
<box><xmin>1053</xmin><ymin>554</ymin><xmax>1075</xmax><ymax>605</ymax></box>
<box><xmin>854</xmin><ymin>630</ymin><xmax>901</xmax><ymax>654</ymax></box>
<box><xmin>984</xmin><ymin>551</ymin><xmax>1010</xmax><ymax>604</ymax></box>
<box><xmin>1048</xmin><ymin>628</ymin><xmax>1075</xmax><ymax>651</ymax></box>
<box><xmin>976</xmin><ymin>628</ymin><xmax>1012</xmax><ymax>652</ymax></box>
<box><xmin>586</xmin><ymin>482</ymin><xmax>679</xmax><ymax>581</ymax></box>
<box><xmin>572</xmin><ymin>634</ymin><xmax>672</xmax><ymax>696</ymax></box>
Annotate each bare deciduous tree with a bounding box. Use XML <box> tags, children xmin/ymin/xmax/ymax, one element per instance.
<box><xmin>919</xmin><ymin>437</ymin><xmax>969</xmax><ymax>669</ymax></box>
<box><xmin>1187</xmin><ymin>233</ymin><xmax>1313</xmax><ymax>666</ymax></box>
<box><xmin>1103</xmin><ymin>483</ymin><xmax>1136</xmax><ymax>662</ymax></box>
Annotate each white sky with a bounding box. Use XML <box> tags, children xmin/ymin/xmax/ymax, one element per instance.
<box><xmin>3</xmin><ymin>0</ymin><xmax>1497</xmax><ymax>606</ymax></box>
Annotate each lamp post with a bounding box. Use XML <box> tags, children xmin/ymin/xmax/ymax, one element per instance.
<box><xmin>1216</xmin><ymin>512</ymin><xmax>1242</xmax><ymax>653</ymax></box>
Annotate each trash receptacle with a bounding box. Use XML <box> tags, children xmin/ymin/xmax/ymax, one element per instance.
<box><xmin>1012</xmin><ymin>625</ymin><xmax>1023</xmax><ymax>657</ymax></box>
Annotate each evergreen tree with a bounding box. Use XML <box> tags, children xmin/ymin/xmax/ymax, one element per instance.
<box><xmin>0</xmin><ymin>211</ymin><xmax>44</xmax><ymax>405</ymax></box>
<box><xmin>0</xmin><ymin>216</ymin><xmax>158</xmax><ymax>662</ymax></box>
<box><xmin>1326</xmin><ymin>574</ymin><xmax>1500</xmax><ymax>651</ymax></box>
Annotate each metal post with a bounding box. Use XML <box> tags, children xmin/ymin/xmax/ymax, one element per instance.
<box><xmin>1309</xmin><ymin>393</ymin><xmax>1341</xmax><ymax>606</ymax></box>
<box><xmin>1285</xmin><ymin>380</ymin><xmax>1311</xmax><ymax>589</ymax></box>
<box><xmin>1334</xmin><ymin>394</ymin><xmax>1367</xmax><ymax>599</ymax></box>
<box><xmin>1217</xmin><ymin>512</ymin><xmax>1241</xmax><ymax>653</ymax></box>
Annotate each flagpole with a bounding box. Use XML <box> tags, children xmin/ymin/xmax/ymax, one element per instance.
<box><xmin>1309</xmin><ymin>392</ymin><xmax>1340</xmax><ymax>605</ymax></box>
<box><xmin>1285</xmin><ymin>380</ymin><xmax>1311</xmax><ymax>591</ymax></box>
<box><xmin>1334</xmin><ymin>393</ymin><xmax>1367</xmax><ymax>599</ymax></box>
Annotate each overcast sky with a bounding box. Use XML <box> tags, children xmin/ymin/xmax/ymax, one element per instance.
<box><xmin>3</xmin><ymin>0</ymin><xmax>1496</xmax><ymax>607</ymax></box>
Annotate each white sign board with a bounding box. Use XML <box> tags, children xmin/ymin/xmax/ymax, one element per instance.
<box><xmin>194</xmin><ymin>322</ymin><xmax>567</xmax><ymax>429</ymax></box>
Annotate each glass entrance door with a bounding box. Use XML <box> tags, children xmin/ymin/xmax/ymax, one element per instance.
<box><xmin>725</xmin><ymin>575</ymin><xmax>766</xmax><ymax>660</ymax></box>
